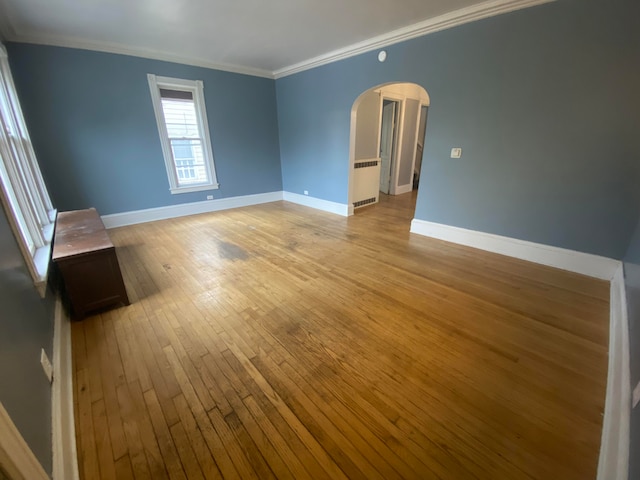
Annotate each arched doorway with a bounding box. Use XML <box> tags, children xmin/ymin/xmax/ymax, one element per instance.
<box><xmin>347</xmin><ymin>83</ymin><xmax>429</xmax><ymax>216</ymax></box>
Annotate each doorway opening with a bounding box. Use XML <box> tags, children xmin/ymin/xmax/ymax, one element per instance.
<box><xmin>379</xmin><ymin>99</ymin><xmax>399</xmax><ymax>195</ymax></box>
<box><xmin>348</xmin><ymin>82</ymin><xmax>429</xmax><ymax>219</ymax></box>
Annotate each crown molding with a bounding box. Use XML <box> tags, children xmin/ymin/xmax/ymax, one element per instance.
<box><xmin>2</xmin><ymin>31</ymin><xmax>274</xmax><ymax>79</ymax></box>
<box><xmin>1</xmin><ymin>0</ymin><xmax>553</xmax><ymax>80</ymax></box>
<box><xmin>273</xmin><ymin>0</ymin><xmax>555</xmax><ymax>79</ymax></box>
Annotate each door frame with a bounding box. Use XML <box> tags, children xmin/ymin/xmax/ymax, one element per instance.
<box><xmin>408</xmin><ymin>103</ymin><xmax>429</xmax><ymax>193</ymax></box>
<box><xmin>379</xmin><ymin>93</ymin><xmax>405</xmax><ymax>195</ymax></box>
<box><xmin>0</xmin><ymin>401</ymin><xmax>49</xmax><ymax>480</ymax></box>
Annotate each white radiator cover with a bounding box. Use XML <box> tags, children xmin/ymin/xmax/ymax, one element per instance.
<box><xmin>353</xmin><ymin>158</ymin><xmax>381</xmax><ymax>207</ymax></box>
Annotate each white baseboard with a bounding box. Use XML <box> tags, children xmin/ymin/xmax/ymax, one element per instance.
<box><xmin>597</xmin><ymin>263</ymin><xmax>630</xmax><ymax>480</ymax></box>
<box><xmin>410</xmin><ymin>219</ymin><xmax>619</xmax><ymax>280</ymax></box>
<box><xmin>101</xmin><ymin>191</ymin><xmax>283</xmax><ymax>228</ymax></box>
<box><xmin>52</xmin><ymin>297</ymin><xmax>79</xmax><ymax>480</ymax></box>
<box><xmin>101</xmin><ymin>190</ymin><xmax>353</xmax><ymax>228</ymax></box>
<box><xmin>283</xmin><ymin>191</ymin><xmax>350</xmax><ymax>217</ymax></box>
<box><xmin>394</xmin><ymin>184</ymin><xmax>413</xmax><ymax>195</ymax></box>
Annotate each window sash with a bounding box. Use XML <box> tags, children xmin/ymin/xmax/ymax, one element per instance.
<box><xmin>168</xmin><ymin>138</ymin><xmax>208</xmax><ymax>186</ymax></box>
<box><xmin>0</xmin><ymin>149</ymin><xmax>36</xmax><ymax>254</ymax></box>
<box><xmin>0</xmin><ymin>108</ymin><xmax>45</xmax><ymax>248</ymax></box>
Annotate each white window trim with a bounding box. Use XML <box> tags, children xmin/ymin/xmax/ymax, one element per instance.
<box><xmin>147</xmin><ymin>74</ymin><xmax>219</xmax><ymax>194</ymax></box>
<box><xmin>0</xmin><ymin>44</ymin><xmax>55</xmax><ymax>297</ymax></box>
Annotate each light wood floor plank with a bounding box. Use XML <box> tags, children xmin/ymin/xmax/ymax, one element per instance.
<box><xmin>91</xmin><ymin>399</ymin><xmax>117</xmax><ymax>480</ymax></box>
<box><xmin>113</xmin><ymin>454</ymin><xmax>135</xmax><ymax>480</ymax></box>
<box><xmin>172</xmin><ymin>395</ymin><xmax>222</xmax><ymax>480</ymax></box>
<box><xmin>206</xmin><ymin>406</ymin><xmax>261</xmax><ymax>480</ymax></box>
<box><xmin>168</xmin><ymin>421</ymin><xmax>205</xmax><ymax>480</ymax></box>
<box><xmin>76</xmin><ymin>368</ymin><xmax>100</xmax><ymax>480</ymax></box>
<box><xmin>222</xmin><ymin>410</ymin><xmax>276</xmax><ymax>480</ymax></box>
<box><xmin>142</xmin><ymin>389</ymin><xmax>188</xmax><ymax>480</ymax></box>
<box><xmin>92</xmin><ymin>315</ymin><xmax>128</xmax><ymax>462</ymax></box>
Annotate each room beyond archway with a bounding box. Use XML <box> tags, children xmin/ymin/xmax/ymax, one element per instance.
<box><xmin>347</xmin><ymin>82</ymin><xmax>429</xmax><ymax>216</ymax></box>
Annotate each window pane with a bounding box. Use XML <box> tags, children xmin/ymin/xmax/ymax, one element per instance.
<box><xmin>172</xmin><ymin>139</ymin><xmax>194</xmax><ymax>160</ymax></box>
<box><xmin>169</xmin><ymin>139</ymin><xmax>208</xmax><ymax>186</ymax></box>
<box><xmin>161</xmin><ymin>98</ymin><xmax>200</xmax><ymax>138</ymax></box>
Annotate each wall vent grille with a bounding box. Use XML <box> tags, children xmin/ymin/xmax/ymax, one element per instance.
<box><xmin>354</xmin><ymin>161</ymin><xmax>379</xmax><ymax>169</ymax></box>
<box><xmin>353</xmin><ymin>197</ymin><xmax>377</xmax><ymax>208</ymax></box>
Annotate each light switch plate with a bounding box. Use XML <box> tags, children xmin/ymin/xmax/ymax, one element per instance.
<box><xmin>450</xmin><ymin>147</ymin><xmax>462</xmax><ymax>158</ymax></box>
<box><xmin>633</xmin><ymin>380</ymin><xmax>640</xmax><ymax>409</ymax></box>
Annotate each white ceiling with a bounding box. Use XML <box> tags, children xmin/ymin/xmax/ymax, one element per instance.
<box><xmin>0</xmin><ymin>0</ymin><xmax>549</xmax><ymax>78</ymax></box>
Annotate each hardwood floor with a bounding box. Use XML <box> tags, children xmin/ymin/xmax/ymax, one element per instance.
<box><xmin>72</xmin><ymin>192</ymin><xmax>609</xmax><ymax>479</ymax></box>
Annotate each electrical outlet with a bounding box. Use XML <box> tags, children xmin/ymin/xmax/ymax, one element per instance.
<box><xmin>304</xmin><ymin>190</ymin><xmax>309</xmax><ymax>195</ymax></box>
<box><xmin>450</xmin><ymin>147</ymin><xmax>462</xmax><ymax>158</ymax></box>
<box><xmin>206</xmin><ymin>195</ymin><xmax>213</xmax><ymax>200</ymax></box>
<box><xmin>633</xmin><ymin>380</ymin><xmax>640</xmax><ymax>409</ymax></box>
<box><xmin>40</xmin><ymin>348</ymin><xmax>53</xmax><ymax>383</ymax></box>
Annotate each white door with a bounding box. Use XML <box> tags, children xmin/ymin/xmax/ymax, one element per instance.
<box><xmin>379</xmin><ymin>100</ymin><xmax>396</xmax><ymax>194</ymax></box>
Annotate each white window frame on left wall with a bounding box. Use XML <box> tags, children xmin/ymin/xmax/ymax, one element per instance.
<box><xmin>0</xmin><ymin>44</ymin><xmax>55</xmax><ymax>297</ymax></box>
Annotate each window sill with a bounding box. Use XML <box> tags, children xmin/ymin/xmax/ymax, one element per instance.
<box><xmin>170</xmin><ymin>183</ymin><xmax>220</xmax><ymax>195</ymax></box>
<box><xmin>33</xmin><ymin>210</ymin><xmax>56</xmax><ymax>298</ymax></box>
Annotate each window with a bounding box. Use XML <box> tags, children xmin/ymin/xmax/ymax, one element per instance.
<box><xmin>147</xmin><ymin>74</ymin><xmax>218</xmax><ymax>194</ymax></box>
<box><xmin>0</xmin><ymin>44</ymin><xmax>55</xmax><ymax>292</ymax></box>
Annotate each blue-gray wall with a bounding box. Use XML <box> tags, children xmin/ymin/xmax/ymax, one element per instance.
<box><xmin>624</xmin><ymin>215</ymin><xmax>640</xmax><ymax>480</ymax></box>
<box><xmin>276</xmin><ymin>0</ymin><xmax>640</xmax><ymax>259</ymax></box>
<box><xmin>6</xmin><ymin>44</ymin><xmax>283</xmax><ymax>216</ymax></box>
<box><xmin>0</xmin><ymin>205</ymin><xmax>54</xmax><ymax>475</ymax></box>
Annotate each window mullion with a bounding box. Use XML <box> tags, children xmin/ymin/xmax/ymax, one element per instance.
<box><xmin>22</xmin><ymin>140</ymin><xmax>53</xmax><ymax>215</ymax></box>
<box><xmin>9</xmin><ymin>136</ymin><xmax>49</xmax><ymax>227</ymax></box>
<box><xmin>0</xmin><ymin>154</ymin><xmax>35</xmax><ymax>254</ymax></box>
<box><xmin>4</xmin><ymin>160</ymin><xmax>45</xmax><ymax>247</ymax></box>
<box><xmin>20</xmin><ymin>140</ymin><xmax>51</xmax><ymax>224</ymax></box>
<box><xmin>167</xmin><ymin>137</ymin><xmax>203</xmax><ymax>141</ymax></box>
<box><xmin>0</xmin><ymin>125</ymin><xmax>44</xmax><ymax>248</ymax></box>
